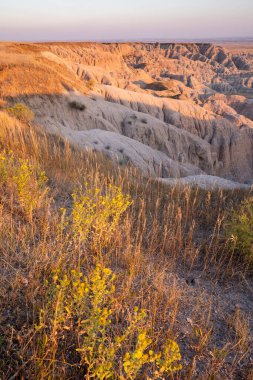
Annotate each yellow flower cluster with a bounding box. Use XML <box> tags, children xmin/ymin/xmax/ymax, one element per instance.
<box><xmin>123</xmin><ymin>332</ymin><xmax>182</xmax><ymax>379</ymax></box>
<box><xmin>37</xmin><ymin>264</ymin><xmax>182</xmax><ymax>379</ymax></box>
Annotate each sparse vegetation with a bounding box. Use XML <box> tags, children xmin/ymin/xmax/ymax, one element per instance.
<box><xmin>7</xmin><ymin>103</ymin><xmax>34</xmax><ymax>123</ymax></box>
<box><xmin>0</xmin><ymin>109</ymin><xmax>252</xmax><ymax>379</ymax></box>
<box><xmin>69</xmin><ymin>99</ymin><xmax>86</xmax><ymax>111</ymax></box>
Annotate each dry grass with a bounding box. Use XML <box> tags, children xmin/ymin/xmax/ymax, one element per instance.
<box><xmin>0</xmin><ymin>110</ymin><xmax>252</xmax><ymax>379</ymax></box>
<box><xmin>0</xmin><ymin>43</ymin><xmax>88</xmax><ymax>99</ymax></box>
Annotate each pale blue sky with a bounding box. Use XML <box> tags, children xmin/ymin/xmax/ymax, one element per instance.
<box><xmin>1</xmin><ymin>0</ymin><xmax>252</xmax><ymax>41</ymax></box>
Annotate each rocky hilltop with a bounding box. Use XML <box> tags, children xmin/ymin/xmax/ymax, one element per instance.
<box><xmin>1</xmin><ymin>41</ymin><xmax>253</xmax><ymax>189</ymax></box>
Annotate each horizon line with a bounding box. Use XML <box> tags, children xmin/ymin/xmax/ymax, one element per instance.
<box><xmin>1</xmin><ymin>36</ymin><xmax>253</xmax><ymax>44</ymax></box>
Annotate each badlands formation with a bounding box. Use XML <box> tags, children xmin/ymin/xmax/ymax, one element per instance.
<box><xmin>1</xmin><ymin>42</ymin><xmax>253</xmax><ymax>189</ymax></box>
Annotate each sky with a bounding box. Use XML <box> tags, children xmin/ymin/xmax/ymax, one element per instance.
<box><xmin>0</xmin><ymin>0</ymin><xmax>253</xmax><ymax>42</ymax></box>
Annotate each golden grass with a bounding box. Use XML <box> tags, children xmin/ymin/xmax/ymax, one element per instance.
<box><xmin>0</xmin><ymin>111</ymin><xmax>252</xmax><ymax>379</ymax></box>
<box><xmin>0</xmin><ymin>43</ymin><xmax>88</xmax><ymax>98</ymax></box>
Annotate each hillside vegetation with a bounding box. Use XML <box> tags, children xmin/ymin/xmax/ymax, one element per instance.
<box><xmin>0</xmin><ymin>42</ymin><xmax>253</xmax><ymax>379</ymax></box>
<box><xmin>0</xmin><ymin>107</ymin><xmax>252</xmax><ymax>379</ymax></box>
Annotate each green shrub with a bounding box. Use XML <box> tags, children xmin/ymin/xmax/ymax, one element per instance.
<box><xmin>226</xmin><ymin>196</ymin><xmax>253</xmax><ymax>265</ymax></box>
<box><xmin>7</xmin><ymin>103</ymin><xmax>34</xmax><ymax>123</ymax></box>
